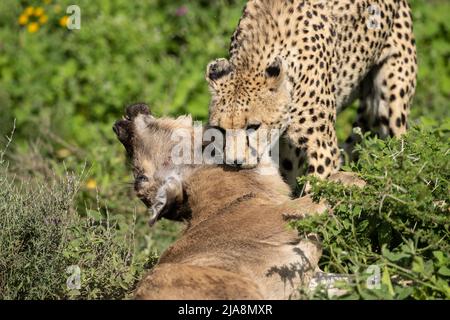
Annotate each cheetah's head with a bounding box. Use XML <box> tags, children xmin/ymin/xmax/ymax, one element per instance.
<box><xmin>206</xmin><ymin>57</ymin><xmax>293</xmax><ymax>167</ymax></box>
<box><xmin>206</xmin><ymin>57</ymin><xmax>292</xmax><ymax>130</ymax></box>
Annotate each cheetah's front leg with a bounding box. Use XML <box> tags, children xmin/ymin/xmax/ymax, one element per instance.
<box><xmin>283</xmin><ymin>97</ymin><xmax>341</xmax><ymax>188</ymax></box>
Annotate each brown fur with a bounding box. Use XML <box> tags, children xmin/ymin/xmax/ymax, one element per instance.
<box><xmin>113</xmin><ymin>104</ymin><xmax>363</xmax><ymax>299</ymax></box>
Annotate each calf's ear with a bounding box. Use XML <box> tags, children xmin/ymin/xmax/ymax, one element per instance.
<box><xmin>125</xmin><ymin>103</ymin><xmax>151</xmax><ymax>120</ymax></box>
<box><xmin>148</xmin><ymin>173</ymin><xmax>184</xmax><ymax>226</ymax></box>
<box><xmin>113</xmin><ymin>119</ymin><xmax>134</xmax><ymax>156</ymax></box>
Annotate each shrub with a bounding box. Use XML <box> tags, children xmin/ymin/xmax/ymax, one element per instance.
<box><xmin>295</xmin><ymin>121</ymin><xmax>450</xmax><ymax>299</ymax></box>
<box><xmin>0</xmin><ymin>147</ymin><xmax>154</xmax><ymax>299</ymax></box>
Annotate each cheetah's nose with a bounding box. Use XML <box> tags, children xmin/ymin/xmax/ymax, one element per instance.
<box><xmin>233</xmin><ymin>160</ymin><xmax>243</xmax><ymax>168</ymax></box>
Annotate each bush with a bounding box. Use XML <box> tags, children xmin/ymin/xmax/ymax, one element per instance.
<box><xmin>295</xmin><ymin>121</ymin><xmax>450</xmax><ymax>299</ymax></box>
<box><xmin>0</xmin><ymin>147</ymin><xmax>155</xmax><ymax>299</ymax></box>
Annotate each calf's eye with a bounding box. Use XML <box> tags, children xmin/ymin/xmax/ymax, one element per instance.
<box><xmin>135</xmin><ymin>175</ymin><xmax>149</xmax><ymax>184</ymax></box>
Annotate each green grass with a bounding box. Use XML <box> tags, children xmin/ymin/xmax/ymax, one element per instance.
<box><xmin>0</xmin><ymin>0</ymin><xmax>449</xmax><ymax>299</ymax></box>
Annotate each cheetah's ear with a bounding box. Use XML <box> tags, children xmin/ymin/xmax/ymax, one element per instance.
<box><xmin>206</xmin><ymin>58</ymin><xmax>233</xmax><ymax>84</ymax></box>
<box><xmin>265</xmin><ymin>57</ymin><xmax>285</xmax><ymax>86</ymax></box>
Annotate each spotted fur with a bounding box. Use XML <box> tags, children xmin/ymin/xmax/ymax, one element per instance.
<box><xmin>206</xmin><ymin>0</ymin><xmax>417</xmax><ymax>187</ymax></box>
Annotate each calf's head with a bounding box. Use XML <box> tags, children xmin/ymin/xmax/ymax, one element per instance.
<box><xmin>113</xmin><ymin>103</ymin><xmax>193</xmax><ymax>225</ymax></box>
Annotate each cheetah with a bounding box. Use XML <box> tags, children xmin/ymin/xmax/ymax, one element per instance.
<box><xmin>206</xmin><ymin>0</ymin><xmax>417</xmax><ymax>187</ymax></box>
<box><xmin>113</xmin><ymin>104</ymin><xmax>364</xmax><ymax>299</ymax></box>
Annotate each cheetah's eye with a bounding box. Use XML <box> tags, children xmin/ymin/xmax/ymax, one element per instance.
<box><xmin>265</xmin><ymin>57</ymin><xmax>282</xmax><ymax>78</ymax></box>
<box><xmin>266</xmin><ymin>65</ymin><xmax>280</xmax><ymax>78</ymax></box>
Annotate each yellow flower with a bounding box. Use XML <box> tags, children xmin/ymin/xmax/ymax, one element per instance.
<box><xmin>39</xmin><ymin>14</ymin><xmax>48</xmax><ymax>24</ymax></box>
<box><xmin>27</xmin><ymin>22</ymin><xmax>39</xmax><ymax>33</ymax></box>
<box><xmin>24</xmin><ymin>6</ymin><xmax>34</xmax><ymax>16</ymax></box>
<box><xmin>86</xmin><ymin>179</ymin><xmax>97</xmax><ymax>190</ymax></box>
<box><xmin>56</xmin><ymin>148</ymin><xmax>71</xmax><ymax>158</ymax></box>
<box><xmin>59</xmin><ymin>16</ymin><xmax>69</xmax><ymax>28</ymax></box>
<box><xmin>34</xmin><ymin>7</ymin><xmax>44</xmax><ymax>17</ymax></box>
<box><xmin>18</xmin><ymin>14</ymin><xmax>28</xmax><ymax>25</ymax></box>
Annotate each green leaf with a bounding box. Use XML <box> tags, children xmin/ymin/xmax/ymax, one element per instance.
<box><xmin>412</xmin><ymin>257</ymin><xmax>425</xmax><ymax>274</ymax></box>
<box><xmin>433</xmin><ymin>251</ymin><xmax>445</xmax><ymax>265</ymax></box>
<box><xmin>437</xmin><ymin>266</ymin><xmax>450</xmax><ymax>277</ymax></box>
<box><xmin>382</xmin><ymin>266</ymin><xmax>395</xmax><ymax>297</ymax></box>
<box><xmin>381</xmin><ymin>246</ymin><xmax>410</xmax><ymax>262</ymax></box>
<box><xmin>395</xmin><ymin>286</ymin><xmax>413</xmax><ymax>300</ymax></box>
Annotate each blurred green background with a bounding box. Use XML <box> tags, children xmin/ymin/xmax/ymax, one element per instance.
<box><xmin>0</xmin><ymin>0</ymin><xmax>448</xmax><ymax>299</ymax></box>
